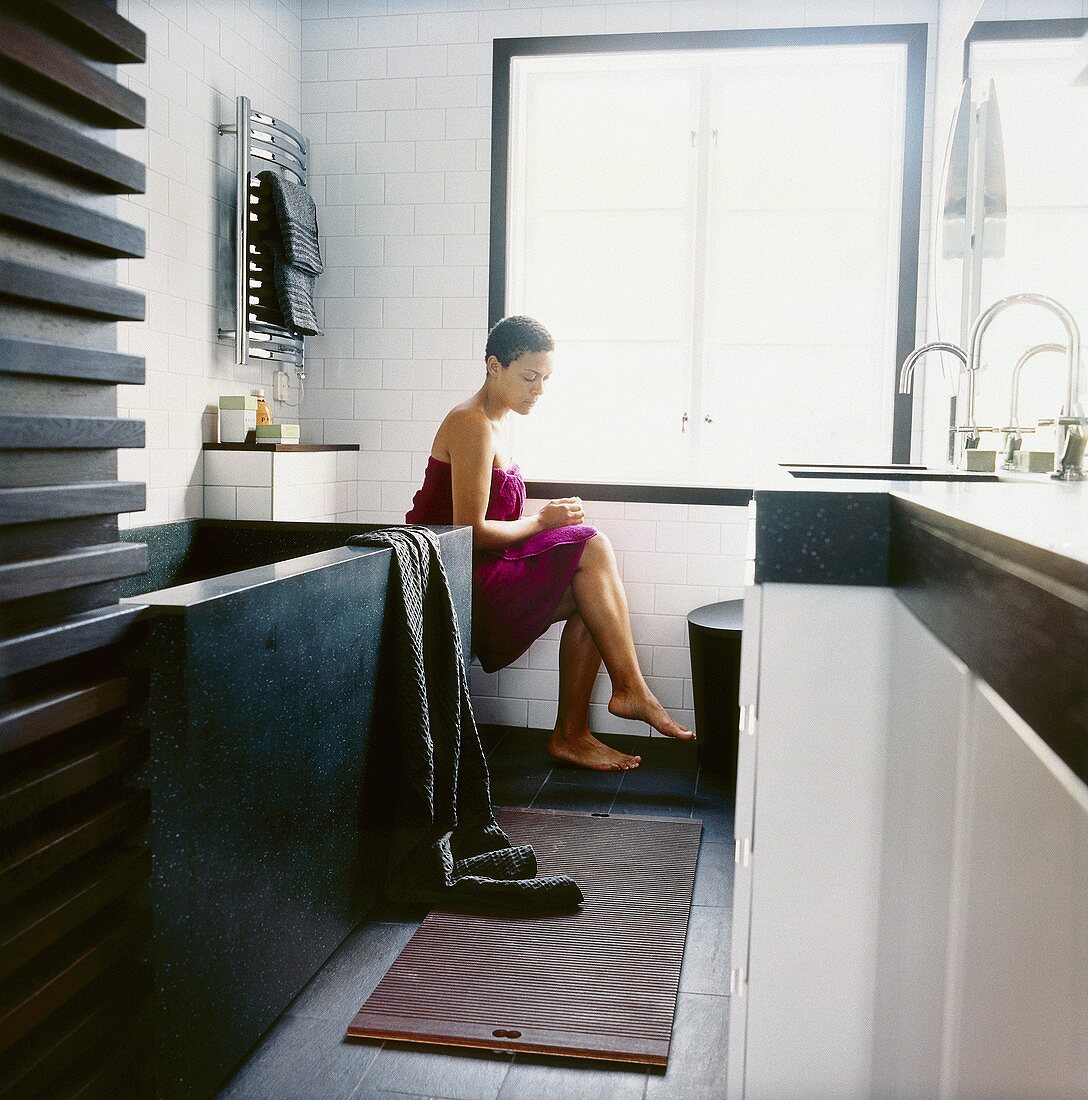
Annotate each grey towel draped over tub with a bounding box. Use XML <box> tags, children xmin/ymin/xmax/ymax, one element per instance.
<box><xmin>257</xmin><ymin>169</ymin><xmax>323</xmax><ymax>336</ymax></box>
<box><xmin>347</xmin><ymin>525</ymin><xmax>583</xmax><ymax>914</ymax></box>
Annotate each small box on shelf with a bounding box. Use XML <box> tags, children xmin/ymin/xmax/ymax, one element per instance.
<box><xmin>218</xmin><ymin>395</ymin><xmax>258</xmax><ymax>444</ymax></box>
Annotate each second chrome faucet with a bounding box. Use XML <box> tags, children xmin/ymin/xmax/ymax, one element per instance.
<box><xmin>900</xmin><ymin>293</ymin><xmax>1086</xmax><ymax>480</ymax></box>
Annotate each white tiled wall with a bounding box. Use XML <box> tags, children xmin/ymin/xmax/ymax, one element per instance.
<box><xmin>114</xmin><ymin>0</ymin><xmax>303</xmax><ymax>528</ymax></box>
<box><xmin>296</xmin><ymin>0</ymin><xmax>941</xmax><ymax>733</ymax></box>
<box><xmin>203</xmin><ymin>449</ymin><xmax>359</xmax><ymax>521</ymax></box>
<box><xmin>114</xmin><ymin>0</ymin><xmax>1076</xmax><ymax>733</ymax></box>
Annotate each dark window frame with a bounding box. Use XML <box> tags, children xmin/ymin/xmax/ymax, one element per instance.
<box><xmin>489</xmin><ymin>24</ymin><xmax>928</xmax><ymax>498</ymax></box>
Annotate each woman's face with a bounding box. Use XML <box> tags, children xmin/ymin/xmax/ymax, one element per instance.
<box><xmin>490</xmin><ymin>350</ymin><xmax>553</xmax><ymax>415</ymax></box>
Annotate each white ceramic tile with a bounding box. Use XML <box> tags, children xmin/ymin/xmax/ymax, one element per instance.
<box><xmin>415</xmin><ymin>138</ymin><xmax>477</xmax><ymax>171</ymax></box>
<box><xmin>204</xmin><ymin>485</ymin><xmax>236</xmax><ymax>519</ymax></box>
<box><xmin>236</xmin><ymin>486</ymin><xmax>273</xmax><ymax>521</ymax></box>
<box><xmin>526</xmin><ymin>699</ymin><xmax>558</xmax><ymax>730</ymax></box>
<box><xmin>471</xmin><ymin>696</ymin><xmax>529</xmax><ymax>727</ymax></box>
<box><xmin>204</xmin><ymin>450</ymin><xmax>272</xmax><ymax>487</ymax></box>
<box><xmin>498</xmin><ymin>667</ymin><xmax>559</xmax><ymax>700</ymax></box>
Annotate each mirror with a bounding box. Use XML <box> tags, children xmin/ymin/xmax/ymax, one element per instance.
<box><xmin>926</xmin><ymin>5</ymin><xmax>1088</xmax><ymax>467</ymax></box>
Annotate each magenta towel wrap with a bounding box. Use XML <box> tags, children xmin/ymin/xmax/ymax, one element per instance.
<box><xmin>406</xmin><ymin>457</ymin><xmax>596</xmax><ymax>672</ymax></box>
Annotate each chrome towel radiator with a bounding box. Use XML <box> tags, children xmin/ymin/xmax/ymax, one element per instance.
<box><xmin>217</xmin><ymin>95</ymin><xmax>310</xmax><ymax>374</ymax></box>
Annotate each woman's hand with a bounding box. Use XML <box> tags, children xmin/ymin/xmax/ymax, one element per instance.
<box><xmin>538</xmin><ymin>497</ymin><xmax>585</xmax><ymax>529</ymax></box>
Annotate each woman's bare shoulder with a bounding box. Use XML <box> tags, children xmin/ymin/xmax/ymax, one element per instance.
<box><xmin>433</xmin><ymin>402</ymin><xmax>492</xmax><ymax>461</ymax></box>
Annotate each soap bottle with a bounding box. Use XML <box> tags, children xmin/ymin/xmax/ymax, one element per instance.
<box><xmin>253</xmin><ymin>388</ymin><xmax>274</xmax><ymax>426</ymax></box>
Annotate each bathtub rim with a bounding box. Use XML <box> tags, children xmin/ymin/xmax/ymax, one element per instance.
<box><xmin>120</xmin><ymin>520</ymin><xmax>465</xmax><ymax>612</ymax></box>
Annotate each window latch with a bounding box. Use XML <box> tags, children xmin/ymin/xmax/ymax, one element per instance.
<box><xmin>681</xmin><ymin>412</ymin><xmax>689</xmax><ymax>432</ymax></box>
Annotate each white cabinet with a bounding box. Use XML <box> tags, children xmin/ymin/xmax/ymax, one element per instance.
<box><xmin>203</xmin><ymin>446</ymin><xmax>359</xmax><ymax>522</ymax></box>
<box><xmin>872</xmin><ymin>604</ymin><xmax>971</xmax><ymax>1099</ymax></box>
<box><xmin>729</xmin><ymin>581</ymin><xmax>1088</xmax><ymax>1099</ymax></box>
<box><xmin>731</xmin><ymin>583</ymin><xmax>894</xmax><ymax>1099</ymax></box>
<box><xmin>944</xmin><ymin>680</ymin><xmax>1088</xmax><ymax>1099</ymax></box>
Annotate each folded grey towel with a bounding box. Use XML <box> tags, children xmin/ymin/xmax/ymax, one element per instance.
<box><xmin>258</xmin><ymin>169</ymin><xmax>323</xmax><ymax>275</ymax></box>
<box><xmin>265</xmin><ymin>238</ymin><xmax>322</xmax><ymax>336</ymax></box>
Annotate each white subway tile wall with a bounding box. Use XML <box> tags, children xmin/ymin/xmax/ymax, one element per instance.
<box><xmin>203</xmin><ymin>449</ymin><xmax>359</xmax><ymax>521</ymax></box>
<box><xmin>298</xmin><ymin>0</ymin><xmax>943</xmax><ymax>734</ymax></box>
<box><xmin>114</xmin><ymin>0</ymin><xmax>303</xmax><ymax>528</ymax></box>
<box><xmin>113</xmin><ymin>0</ymin><xmax>1070</xmax><ymax>732</ymax></box>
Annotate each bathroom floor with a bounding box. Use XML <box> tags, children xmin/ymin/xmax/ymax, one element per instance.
<box><xmin>218</xmin><ymin>728</ymin><xmax>734</xmax><ymax>1100</ymax></box>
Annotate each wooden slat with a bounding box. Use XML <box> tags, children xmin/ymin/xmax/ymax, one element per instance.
<box><xmin>0</xmin><ymin>260</ymin><xmax>144</xmax><ymax>322</ymax></box>
<box><xmin>0</xmin><ymin>179</ymin><xmax>145</xmax><ymax>258</ymax></box>
<box><xmin>0</xmin><ymin>337</ymin><xmax>144</xmax><ymax>386</ymax></box>
<box><xmin>0</xmin><ymin>542</ymin><xmax>146</xmax><ymax>601</ymax></box>
<box><xmin>6</xmin><ymin>0</ymin><xmax>146</xmax><ymax>65</ymax></box>
<box><xmin>0</xmin><ymin>847</ymin><xmax>150</xmax><ymax>979</ymax></box>
<box><xmin>0</xmin><ymin>962</ymin><xmax>148</xmax><ymax>1100</ymax></box>
<box><xmin>0</xmin><ymin>415</ymin><xmax>144</xmax><ymax>451</ymax></box>
<box><xmin>0</xmin><ymin>16</ymin><xmax>145</xmax><ymax>129</ymax></box>
<box><xmin>0</xmin><ymin>903</ymin><xmax>151</xmax><ymax>1053</ymax></box>
<box><xmin>0</xmin><ymin>482</ymin><xmax>145</xmax><ymax>526</ymax></box>
<box><xmin>0</xmin><ymin>96</ymin><xmax>144</xmax><ymax>194</ymax></box>
<box><xmin>0</xmin><ymin>678</ymin><xmax>128</xmax><ymax>757</ymax></box>
<box><xmin>0</xmin><ymin>604</ymin><xmax>146</xmax><ymax>678</ymax></box>
<box><xmin>0</xmin><ymin>731</ymin><xmax>147</xmax><ymax>830</ymax></box>
<box><xmin>0</xmin><ymin>790</ymin><xmax>149</xmax><ymax>906</ymax></box>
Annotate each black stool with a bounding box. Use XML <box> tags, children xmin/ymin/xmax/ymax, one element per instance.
<box><xmin>687</xmin><ymin>599</ymin><xmax>743</xmax><ymax>793</ymax></box>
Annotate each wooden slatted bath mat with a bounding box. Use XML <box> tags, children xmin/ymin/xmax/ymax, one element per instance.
<box><xmin>346</xmin><ymin>807</ymin><xmax>702</xmax><ymax>1066</ymax></box>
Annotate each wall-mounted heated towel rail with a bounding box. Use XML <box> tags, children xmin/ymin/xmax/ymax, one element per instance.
<box><xmin>217</xmin><ymin>95</ymin><xmax>309</xmax><ymax>373</ymax></box>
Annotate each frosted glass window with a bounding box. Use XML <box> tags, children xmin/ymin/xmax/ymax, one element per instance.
<box><xmin>504</xmin><ymin>42</ymin><xmax>911</xmax><ymax>485</ymax></box>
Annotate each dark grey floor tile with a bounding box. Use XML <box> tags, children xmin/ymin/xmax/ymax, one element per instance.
<box><xmin>644</xmin><ymin>993</ymin><xmax>729</xmax><ymax>1100</ymax></box>
<box><xmin>692</xmin><ymin>767</ymin><xmax>734</xmax><ymax>812</ymax></box>
<box><xmin>351</xmin><ymin>1090</ymin><xmax>443</xmax><ymax>1100</ymax></box>
<box><xmin>608</xmin><ymin>793</ymin><xmax>695</xmax><ymax>819</ymax></box>
<box><xmin>288</xmin><ymin>921</ymin><xmax>419</xmax><ymax>1023</ymax></box>
<box><xmin>479</xmin><ymin>723</ymin><xmax>510</xmax><ymax>756</ymax></box>
<box><xmin>693</xmin><ymin>807</ymin><xmax>734</xmax><ymax>844</ymax></box>
<box><xmin>532</xmin><ymin>780</ymin><xmax>617</xmax><ymax>814</ymax></box>
<box><xmin>357</xmin><ymin>1043</ymin><xmax>512</xmax><ymax>1100</ymax></box>
<box><xmin>541</xmin><ymin>762</ymin><xmax>627</xmax><ymax>791</ymax></box>
<box><xmin>488</xmin><ymin>733</ymin><xmax>553</xmax><ymax>806</ymax></box>
<box><xmin>692</xmin><ymin>841</ymin><xmax>733</xmax><ymax>909</ymax></box>
<box><xmin>497</xmin><ymin>1054</ymin><xmax>649</xmax><ymax>1099</ymax></box>
<box><xmin>679</xmin><ymin>906</ymin><xmax>731</xmax><ymax>996</ymax></box>
<box><xmin>218</xmin><ymin>1013</ymin><xmax>378</xmax><ymax>1100</ymax></box>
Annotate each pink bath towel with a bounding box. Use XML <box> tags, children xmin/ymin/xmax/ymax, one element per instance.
<box><xmin>406</xmin><ymin>457</ymin><xmax>595</xmax><ymax>672</ymax></box>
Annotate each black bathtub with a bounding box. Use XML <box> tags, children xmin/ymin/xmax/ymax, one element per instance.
<box><xmin>118</xmin><ymin>519</ymin><xmax>472</xmax><ymax>1099</ymax></box>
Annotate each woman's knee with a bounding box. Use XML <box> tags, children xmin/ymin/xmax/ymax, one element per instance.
<box><xmin>581</xmin><ymin>531</ymin><xmax>614</xmax><ymax>566</ymax></box>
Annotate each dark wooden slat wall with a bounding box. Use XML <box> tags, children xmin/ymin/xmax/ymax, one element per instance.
<box><xmin>0</xmin><ymin>4</ymin><xmax>152</xmax><ymax>1098</ymax></box>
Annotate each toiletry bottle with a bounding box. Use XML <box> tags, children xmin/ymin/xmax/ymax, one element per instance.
<box><xmin>253</xmin><ymin>388</ymin><xmax>274</xmax><ymax>425</ymax></box>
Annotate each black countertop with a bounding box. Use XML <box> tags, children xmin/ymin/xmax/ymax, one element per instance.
<box><xmin>754</xmin><ymin>474</ymin><xmax>1088</xmax><ymax>585</ymax></box>
<box><xmin>751</xmin><ymin>473</ymin><xmax>1088</xmax><ymax>786</ymax></box>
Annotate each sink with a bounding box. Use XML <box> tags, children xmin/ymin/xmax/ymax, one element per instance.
<box><xmin>782</xmin><ymin>464</ymin><xmax>1000</xmax><ymax>482</ymax></box>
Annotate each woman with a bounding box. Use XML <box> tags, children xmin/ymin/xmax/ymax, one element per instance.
<box><xmin>406</xmin><ymin>315</ymin><xmax>693</xmax><ymax>771</ymax></box>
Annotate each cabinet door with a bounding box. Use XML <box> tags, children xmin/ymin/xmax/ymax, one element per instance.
<box><xmin>727</xmin><ymin>584</ymin><xmax>762</xmax><ymax>1099</ymax></box>
<box><xmin>943</xmin><ymin>680</ymin><xmax>1088</xmax><ymax>1099</ymax></box>
<box><xmin>871</xmin><ymin>602</ymin><xmax>971</xmax><ymax>1098</ymax></box>
<box><xmin>743</xmin><ymin>584</ymin><xmax>892</xmax><ymax>1099</ymax></box>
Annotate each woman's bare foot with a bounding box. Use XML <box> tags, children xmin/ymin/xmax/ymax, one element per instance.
<box><xmin>608</xmin><ymin>690</ymin><xmax>694</xmax><ymax>740</ymax></box>
<box><xmin>548</xmin><ymin>731</ymin><xmax>642</xmax><ymax>771</ymax></box>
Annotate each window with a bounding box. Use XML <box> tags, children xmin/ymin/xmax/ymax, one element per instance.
<box><xmin>492</xmin><ymin>28</ymin><xmax>926</xmax><ymax>485</ymax></box>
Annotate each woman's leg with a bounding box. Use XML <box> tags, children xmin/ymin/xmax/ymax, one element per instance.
<box><xmin>547</xmin><ymin>613</ymin><xmax>642</xmax><ymax>771</ymax></box>
<box><xmin>570</xmin><ymin>534</ymin><xmax>693</xmax><ymax>740</ymax></box>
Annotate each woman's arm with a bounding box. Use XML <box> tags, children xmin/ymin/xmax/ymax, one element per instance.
<box><xmin>447</xmin><ymin>410</ymin><xmax>583</xmax><ymax>551</ymax></box>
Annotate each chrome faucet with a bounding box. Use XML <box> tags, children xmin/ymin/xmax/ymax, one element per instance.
<box><xmin>898</xmin><ymin>342</ymin><xmax>971</xmax><ymax>465</ymax></box>
<box><xmin>1000</xmin><ymin>342</ymin><xmax>1065</xmax><ymax>470</ymax></box>
<box><xmin>968</xmin><ymin>293</ymin><xmax>1084</xmax><ymax>480</ymax></box>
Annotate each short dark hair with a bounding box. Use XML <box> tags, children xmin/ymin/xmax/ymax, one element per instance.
<box><xmin>484</xmin><ymin>315</ymin><xmax>554</xmax><ymax>367</ymax></box>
